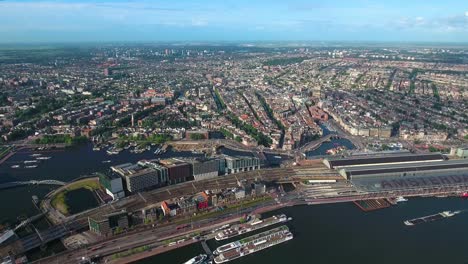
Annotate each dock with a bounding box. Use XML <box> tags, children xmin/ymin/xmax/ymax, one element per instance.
<box><xmin>201</xmin><ymin>240</ymin><xmax>212</xmax><ymax>256</ymax></box>
<box><xmin>354</xmin><ymin>199</ymin><xmax>390</xmax><ymax>212</ymax></box>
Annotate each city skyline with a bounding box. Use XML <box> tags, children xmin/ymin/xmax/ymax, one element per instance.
<box><xmin>0</xmin><ymin>0</ymin><xmax>468</xmax><ymax>43</ymax></box>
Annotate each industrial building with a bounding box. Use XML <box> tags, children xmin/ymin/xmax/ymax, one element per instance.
<box><xmin>98</xmin><ymin>172</ymin><xmax>125</xmax><ymax>200</ymax></box>
<box><xmin>322</xmin><ymin>152</ymin><xmax>468</xmax><ymax>192</ymax></box>
<box><xmin>323</xmin><ymin>152</ymin><xmax>445</xmax><ymax>169</ymax></box>
<box><xmin>88</xmin><ymin>210</ymin><xmax>129</xmax><ymax>236</ymax></box>
<box><xmin>338</xmin><ymin>159</ymin><xmax>468</xmax><ymax>180</ymax></box>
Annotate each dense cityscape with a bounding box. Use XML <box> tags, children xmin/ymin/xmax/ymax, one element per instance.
<box><xmin>0</xmin><ymin>42</ymin><xmax>466</xmax><ymax>264</ymax></box>
<box><xmin>1</xmin><ymin>1</ymin><xmax>468</xmax><ymax>264</ymax></box>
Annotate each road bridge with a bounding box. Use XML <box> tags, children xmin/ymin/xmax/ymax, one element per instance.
<box><xmin>14</xmin><ymin>213</ymin><xmax>46</xmax><ymax>231</ymax></box>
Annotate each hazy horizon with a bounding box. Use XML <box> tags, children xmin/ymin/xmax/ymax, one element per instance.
<box><xmin>0</xmin><ymin>0</ymin><xmax>467</xmax><ymax>43</ymax></box>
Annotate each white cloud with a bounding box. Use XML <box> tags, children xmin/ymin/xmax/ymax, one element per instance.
<box><xmin>465</xmin><ymin>11</ymin><xmax>468</xmax><ymax>17</ymax></box>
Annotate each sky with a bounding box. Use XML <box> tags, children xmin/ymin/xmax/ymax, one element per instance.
<box><xmin>0</xmin><ymin>0</ymin><xmax>467</xmax><ymax>43</ymax></box>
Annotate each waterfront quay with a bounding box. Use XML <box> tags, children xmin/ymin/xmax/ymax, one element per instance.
<box><xmin>3</xmin><ymin>151</ymin><xmax>468</xmax><ymax>263</ymax></box>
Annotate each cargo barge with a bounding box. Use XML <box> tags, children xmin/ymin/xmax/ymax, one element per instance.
<box><xmin>214</xmin><ymin>214</ymin><xmax>291</xmax><ymax>241</ymax></box>
<box><xmin>213</xmin><ymin>225</ymin><xmax>293</xmax><ymax>263</ymax></box>
<box><xmin>404</xmin><ymin>210</ymin><xmax>461</xmax><ymax>226</ymax></box>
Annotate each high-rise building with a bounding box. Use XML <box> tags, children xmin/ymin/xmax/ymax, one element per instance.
<box><xmin>111</xmin><ymin>161</ymin><xmax>167</xmax><ymax>193</ymax></box>
<box><xmin>88</xmin><ymin>210</ymin><xmax>129</xmax><ymax>236</ymax></box>
<box><xmin>98</xmin><ymin>172</ymin><xmax>125</xmax><ymax>200</ymax></box>
<box><xmin>159</xmin><ymin>159</ymin><xmax>191</xmax><ymax>184</ymax></box>
<box><xmin>224</xmin><ymin>156</ymin><xmax>260</xmax><ymax>174</ymax></box>
<box><xmin>190</xmin><ymin>158</ymin><xmax>220</xmax><ymax>181</ymax></box>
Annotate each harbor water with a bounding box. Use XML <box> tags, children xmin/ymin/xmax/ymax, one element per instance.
<box><xmin>0</xmin><ymin>143</ymin><xmax>204</xmax><ymax>226</ymax></box>
<box><xmin>136</xmin><ymin>197</ymin><xmax>468</xmax><ymax>264</ymax></box>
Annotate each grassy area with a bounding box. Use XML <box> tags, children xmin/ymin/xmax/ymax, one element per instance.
<box><xmin>50</xmin><ymin>178</ymin><xmax>100</xmax><ymax>215</ymax></box>
<box><xmin>0</xmin><ymin>146</ymin><xmax>12</xmax><ymax>160</ymax></box>
<box><xmin>112</xmin><ymin>245</ymin><xmax>150</xmax><ymax>260</ymax></box>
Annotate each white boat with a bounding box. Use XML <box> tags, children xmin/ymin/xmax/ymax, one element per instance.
<box><xmin>36</xmin><ymin>156</ymin><xmax>51</xmax><ymax>160</ymax></box>
<box><xmin>24</xmin><ymin>160</ymin><xmax>38</xmax><ymax>164</ymax></box>
<box><xmin>396</xmin><ymin>196</ymin><xmax>408</xmax><ymax>203</ymax></box>
<box><xmin>102</xmin><ymin>160</ymin><xmax>112</xmax><ymax>163</ymax></box>
<box><xmin>214</xmin><ymin>241</ymin><xmax>241</xmax><ymax>255</ymax></box>
<box><xmin>106</xmin><ymin>149</ymin><xmax>120</xmax><ymax>155</ymax></box>
<box><xmin>183</xmin><ymin>254</ymin><xmax>207</xmax><ymax>264</ymax></box>
<box><xmin>30</xmin><ymin>154</ymin><xmax>42</xmax><ymax>157</ymax></box>
<box><xmin>11</xmin><ymin>165</ymin><xmax>20</xmax><ymax>169</ymax></box>
<box><xmin>25</xmin><ymin>165</ymin><xmax>38</xmax><ymax>169</ymax></box>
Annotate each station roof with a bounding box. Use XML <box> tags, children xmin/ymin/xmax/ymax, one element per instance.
<box><xmin>323</xmin><ymin>152</ymin><xmax>445</xmax><ymax>169</ymax></box>
<box><xmin>339</xmin><ymin>159</ymin><xmax>468</xmax><ymax>179</ymax></box>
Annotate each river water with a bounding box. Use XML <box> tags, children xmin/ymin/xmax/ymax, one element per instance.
<box><xmin>136</xmin><ymin>197</ymin><xmax>468</xmax><ymax>264</ymax></box>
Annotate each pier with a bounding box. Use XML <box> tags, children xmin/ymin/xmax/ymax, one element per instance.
<box><xmin>354</xmin><ymin>199</ymin><xmax>391</xmax><ymax>212</ymax></box>
<box><xmin>201</xmin><ymin>240</ymin><xmax>213</xmax><ymax>256</ymax></box>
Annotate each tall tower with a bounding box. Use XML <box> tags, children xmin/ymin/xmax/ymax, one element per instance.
<box><xmin>131</xmin><ymin>114</ymin><xmax>135</xmax><ymax>127</ymax></box>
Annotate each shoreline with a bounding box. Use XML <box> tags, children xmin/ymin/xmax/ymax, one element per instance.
<box><xmin>104</xmin><ymin>202</ymin><xmax>297</xmax><ymax>264</ymax></box>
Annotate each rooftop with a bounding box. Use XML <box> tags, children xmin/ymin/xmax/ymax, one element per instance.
<box><xmin>340</xmin><ymin>159</ymin><xmax>468</xmax><ymax>178</ymax></box>
<box><xmin>324</xmin><ymin>152</ymin><xmax>445</xmax><ymax>169</ymax></box>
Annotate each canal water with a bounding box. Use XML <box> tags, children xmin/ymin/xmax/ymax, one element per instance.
<box><xmin>305</xmin><ymin>122</ymin><xmax>356</xmax><ymax>158</ymax></box>
<box><xmin>136</xmin><ymin>197</ymin><xmax>468</xmax><ymax>264</ymax></box>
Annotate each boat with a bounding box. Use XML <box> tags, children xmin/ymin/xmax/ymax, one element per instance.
<box><xmin>326</xmin><ymin>145</ymin><xmax>347</xmax><ymax>155</ymax></box>
<box><xmin>183</xmin><ymin>254</ymin><xmax>208</xmax><ymax>264</ymax></box>
<box><xmin>24</xmin><ymin>160</ymin><xmax>38</xmax><ymax>164</ymax></box>
<box><xmin>461</xmin><ymin>192</ymin><xmax>468</xmax><ymax>198</ymax></box>
<box><xmin>106</xmin><ymin>148</ymin><xmax>121</xmax><ymax>155</ymax></box>
<box><xmin>214</xmin><ymin>241</ymin><xmax>241</xmax><ymax>255</ymax></box>
<box><xmin>215</xmin><ymin>214</ymin><xmax>290</xmax><ymax>241</ymax></box>
<box><xmin>395</xmin><ymin>196</ymin><xmax>408</xmax><ymax>203</ymax></box>
<box><xmin>102</xmin><ymin>160</ymin><xmax>112</xmax><ymax>163</ymax></box>
<box><xmin>404</xmin><ymin>210</ymin><xmax>461</xmax><ymax>226</ymax></box>
<box><xmin>92</xmin><ymin>146</ymin><xmax>101</xmax><ymax>151</ymax></box>
<box><xmin>36</xmin><ymin>156</ymin><xmax>51</xmax><ymax>160</ymax></box>
<box><xmin>11</xmin><ymin>165</ymin><xmax>20</xmax><ymax>169</ymax></box>
<box><xmin>214</xmin><ymin>226</ymin><xmax>293</xmax><ymax>263</ymax></box>
<box><xmin>25</xmin><ymin>165</ymin><xmax>38</xmax><ymax>169</ymax></box>
<box><xmin>30</xmin><ymin>154</ymin><xmax>42</xmax><ymax>157</ymax></box>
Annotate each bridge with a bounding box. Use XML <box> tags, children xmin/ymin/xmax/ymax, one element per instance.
<box><xmin>14</xmin><ymin>213</ymin><xmax>46</xmax><ymax>231</ymax></box>
<box><xmin>294</xmin><ymin>134</ymin><xmax>341</xmax><ymax>154</ymax></box>
<box><xmin>0</xmin><ymin>180</ymin><xmax>65</xmax><ymax>190</ymax></box>
<box><xmin>20</xmin><ymin>220</ymin><xmax>85</xmax><ymax>253</ymax></box>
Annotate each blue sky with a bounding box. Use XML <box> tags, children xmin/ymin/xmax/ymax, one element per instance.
<box><xmin>0</xmin><ymin>0</ymin><xmax>467</xmax><ymax>43</ymax></box>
